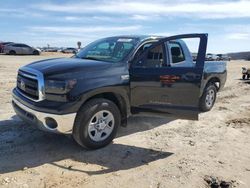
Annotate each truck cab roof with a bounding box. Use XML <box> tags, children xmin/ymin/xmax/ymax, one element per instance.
<box><xmin>106</xmin><ymin>35</ymin><xmax>164</xmax><ymax>42</ymax></box>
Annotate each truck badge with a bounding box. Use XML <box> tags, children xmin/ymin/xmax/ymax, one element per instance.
<box><xmin>20</xmin><ymin>80</ymin><xmax>26</xmax><ymax>90</ymax></box>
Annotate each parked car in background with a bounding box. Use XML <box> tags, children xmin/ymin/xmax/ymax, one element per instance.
<box><xmin>206</xmin><ymin>53</ymin><xmax>219</xmax><ymax>61</ymax></box>
<box><xmin>0</xmin><ymin>42</ymin><xmax>13</xmax><ymax>53</ymax></box>
<box><xmin>223</xmin><ymin>55</ymin><xmax>231</xmax><ymax>61</ymax></box>
<box><xmin>4</xmin><ymin>43</ymin><xmax>40</xmax><ymax>55</ymax></box>
<box><xmin>217</xmin><ymin>54</ymin><xmax>231</xmax><ymax>61</ymax></box>
<box><xmin>61</xmin><ymin>47</ymin><xmax>77</xmax><ymax>54</ymax></box>
<box><xmin>42</xmin><ymin>47</ymin><xmax>58</xmax><ymax>52</ymax></box>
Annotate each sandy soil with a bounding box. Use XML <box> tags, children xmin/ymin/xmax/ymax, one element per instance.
<box><xmin>0</xmin><ymin>53</ymin><xmax>249</xmax><ymax>188</ymax></box>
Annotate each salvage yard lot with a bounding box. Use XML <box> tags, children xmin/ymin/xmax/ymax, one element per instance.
<box><xmin>0</xmin><ymin>54</ymin><xmax>250</xmax><ymax>188</ymax></box>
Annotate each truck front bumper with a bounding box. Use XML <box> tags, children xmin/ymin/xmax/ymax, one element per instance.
<box><xmin>12</xmin><ymin>97</ymin><xmax>76</xmax><ymax>134</ymax></box>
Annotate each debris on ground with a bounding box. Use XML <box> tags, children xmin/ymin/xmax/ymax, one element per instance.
<box><xmin>188</xmin><ymin>140</ymin><xmax>195</xmax><ymax>146</ymax></box>
<box><xmin>226</xmin><ymin>118</ymin><xmax>250</xmax><ymax>128</ymax></box>
<box><xmin>204</xmin><ymin>175</ymin><xmax>237</xmax><ymax>188</ymax></box>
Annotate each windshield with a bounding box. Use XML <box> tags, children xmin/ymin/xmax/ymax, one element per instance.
<box><xmin>75</xmin><ymin>37</ymin><xmax>140</xmax><ymax>63</ymax></box>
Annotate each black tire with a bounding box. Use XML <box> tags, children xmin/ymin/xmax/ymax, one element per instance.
<box><xmin>199</xmin><ymin>84</ymin><xmax>217</xmax><ymax>112</ymax></box>
<box><xmin>73</xmin><ymin>98</ymin><xmax>121</xmax><ymax>149</ymax></box>
<box><xmin>9</xmin><ymin>50</ymin><xmax>16</xmax><ymax>55</ymax></box>
<box><xmin>242</xmin><ymin>75</ymin><xmax>246</xmax><ymax>80</ymax></box>
<box><xmin>247</xmin><ymin>74</ymin><xmax>250</xmax><ymax>79</ymax></box>
<box><xmin>33</xmin><ymin>50</ymin><xmax>40</xmax><ymax>55</ymax></box>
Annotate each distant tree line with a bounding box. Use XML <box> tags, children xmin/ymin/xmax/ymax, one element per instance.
<box><xmin>227</xmin><ymin>51</ymin><xmax>250</xmax><ymax>60</ymax></box>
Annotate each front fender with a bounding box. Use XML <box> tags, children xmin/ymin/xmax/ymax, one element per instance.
<box><xmin>78</xmin><ymin>86</ymin><xmax>129</xmax><ymax>108</ymax></box>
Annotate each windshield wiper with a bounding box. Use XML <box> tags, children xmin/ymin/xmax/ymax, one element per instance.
<box><xmin>81</xmin><ymin>57</ymin><xmax>101</xmax><ymax>61</ymax></box>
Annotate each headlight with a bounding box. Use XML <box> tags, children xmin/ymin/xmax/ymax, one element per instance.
<box><xmin>45</xmin><ymin>79</ymin><xmax>77</xmax><ymax>94</ymax></box>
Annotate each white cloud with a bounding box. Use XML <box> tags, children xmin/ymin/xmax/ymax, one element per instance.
<box><xmin>224</xmin><ymin>24</ymin><xmax>250</xmax><ymax>40</ymax></box>
<box><xmin>149</xmin><ymin>32</ymin><xmax>173</xmax><ymax>36</ymax></box>
<box><xmin>227</xmin><ymin>33</ymin><xmax>250</xmax><ymax>40</ymax></box>
<box><xmin>29</xmin><ymin>25</ymin><xmax>142</xmax><ymax>35</ymax></box>
<box><xmin>130</xmin><ymin>14</ymin><xmax>160</xmax><ymax>21</ymax></box>
<box><xmin>61</xmin><ymin>16</ymin><xmax>122</xmax><ymax>23</ymax></box>
<box><xmin>64</xmin><ymin>16</ymin><xmax>82</xmax><ymax>21</ymax></box>
<box><xmin>34</xmin><ymin>0</ymin><xmax>250</xmax><ymax>19</ymax></box>
<box><xmin>0</xmin><ymin>8</ymin><xmax>45</xmax><ymax>18</ymax></box>
<box><xmin>0</xmin><ymin>8</ymin><xmax>21</xmax><ymax>13</ymax></box>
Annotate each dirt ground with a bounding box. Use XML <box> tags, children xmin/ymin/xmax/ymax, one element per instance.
<box><xmin>0</xmin><ymin>53</ymin><xmax>249</xmax><ymax>188</ymax></box>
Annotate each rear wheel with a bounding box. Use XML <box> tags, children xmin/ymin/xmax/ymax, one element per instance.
<box><xmin>33</xmin><ymin>50</ymin><xmax>40</xmax><ymax>55</ymax></box>
<box><xmin>247</xmin><ymin>74</ymin><xmax>250</xmax><ymax>79</ymax></box>
<box><xmin>73</xmin><ymin>98</ymin><xmax>121</xmax><ymax>149</ymax></box>
<box><xmin>9</xmin><ymin>50</ymin><xmax>16</xmax><ymax>55</ymax></box>
<box><xmin>199</xmin><ymin>84</ymin><xmax>217</xmax><ymax>112</ymax></box>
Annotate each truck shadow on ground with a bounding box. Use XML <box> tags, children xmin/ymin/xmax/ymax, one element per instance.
<box><xmin>244</xmin><ymin>81</ymin><xmax>250</xmax><ymax>84</ymax></box>
<box><xmin>0</xmin><ymin>115</ymin><xmax>174</xmax><ymax>175</ymax></box>
<box><xmin>238</xmin><ymin>79</ymin><xmax>250</xmax><ymax>85</ymax></box>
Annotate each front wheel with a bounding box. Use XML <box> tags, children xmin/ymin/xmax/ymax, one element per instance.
<box><xmin>199</xmin><ymin>84</ymin><xmax>217</xmax><ymax>112</ymax></box>
<box><xmin>33</xmin><ymin>50</ymin><xmax>40</xmax><ymax>55</ymax></box>
<box><xmin>9</xmin><ymin>50</ymin><xmax>16</xmax><ymax>55</ymax></box>
<box><xmin>73</xmin><ymin>98</ymin><xmax>121</xmax><ymax>149</ymax></box>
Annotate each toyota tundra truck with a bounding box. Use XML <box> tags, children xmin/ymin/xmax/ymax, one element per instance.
<box><xmin>12</xmin><ymin>34</ymin><xmax>227</xmax><ymax>149</ymax></box>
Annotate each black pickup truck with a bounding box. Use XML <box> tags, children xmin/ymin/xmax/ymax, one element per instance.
<box><xmin>12</xmin><ymin>34</ymin><xmax>227</xmax><ymax>149</ymax></box>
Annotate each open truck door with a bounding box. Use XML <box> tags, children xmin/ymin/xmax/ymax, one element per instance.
<box><xmin>130</xmin><ymin>33</ymin><xmax>208</xmax><ymax>120</ymax></box>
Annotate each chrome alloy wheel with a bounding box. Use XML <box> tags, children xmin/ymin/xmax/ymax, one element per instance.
<box><xmin>87</xmin><ymin>110</ymin><xmax>115</xmax><ymax>142</ymax></box>
<box><xmin>205</xmin><ymin>89</ymin><xmax>215</xmax><ymax>108</ymax></box>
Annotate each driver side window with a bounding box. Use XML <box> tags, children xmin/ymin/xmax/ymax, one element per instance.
<box><xmin>135</xmin><ymin>44</ymin><xmax>165</xmax><ymax>68</ymax></box>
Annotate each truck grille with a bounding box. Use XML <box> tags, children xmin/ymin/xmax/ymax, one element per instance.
<box><xmin>16</xmin><ymin>67</ymin><xmax>45</xmax><ymax>101</ymax></box>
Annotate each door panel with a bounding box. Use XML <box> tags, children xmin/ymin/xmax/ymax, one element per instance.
<box><xmin>14</xmin><ymin>46</ymin><xmax>21</xmax><ymax>54</ymax></box>
<box><xmin>22</xmin><ymin>46</ymin><xmax>32</xmax><ymax>54</ymax></box>
<box><xmin>130</xmin><ymin>34</ymin><xmax>208</xmax><ymax>120</ymax></box>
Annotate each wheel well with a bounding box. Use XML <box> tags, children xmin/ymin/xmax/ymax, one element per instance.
<box><xmin>206</xmin><ymin>77</ymin><xmax>220</xmax><ymax>90</ymax></box>
<box><xmin>33</xmin><ymin>50</ymin><xmax>39</xmax><ymax>54</ymax></box>
<box><xmin>84</xmin><ymin>92</ymin><xmax>128</xmax><ymax>126</ymax></box>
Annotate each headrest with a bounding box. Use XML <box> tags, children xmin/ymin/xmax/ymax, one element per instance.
<box><xmin>171</xmin><ymin>47</ymin><xmax>181</xmax><ymax>56</ymax></box>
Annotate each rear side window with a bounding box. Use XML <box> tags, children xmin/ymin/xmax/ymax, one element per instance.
<box><xmin>13</xmin><ymin>44</ymin><xmax>20</xmax><ymax>47</ymax></box>
<box><xmin>14</xmin><ymin>44</ymin><xmax>26</xmax><ymax>47</ymax></box>
<box><xmin>168</xmin><ymin>42</ymin><xmax>185</xmax><ymax>64</ymax></box>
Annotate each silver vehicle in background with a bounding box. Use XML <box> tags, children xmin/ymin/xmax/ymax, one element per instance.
<box><xmin>4</xmin><ymin>43</ymin><xmax>40</xmax><ymax>55</ymax></box>
<box><xmin>217</xmin><ymin>54</ymin><xmax>231</xmax><ymax>61</ymax></box>
<box><xmin>61</xmin><ymin>47</ymin><xmax>77</xmax><ymax>54</ymax></box>
<box><xmin>206</xmin><ymin>53</ymin><xmax>219</xmax><ymax>61</ymax></box>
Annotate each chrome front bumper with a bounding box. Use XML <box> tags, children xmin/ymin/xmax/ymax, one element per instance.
<box><xmin>12</xmin><ymin>98</ymin><xmax>76</xmax><ymax>134</ymax></box>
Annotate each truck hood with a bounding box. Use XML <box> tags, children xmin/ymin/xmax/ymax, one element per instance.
<box><xmin>26</xmin><ymin>57</ymin><xmax>112</xmax><ymax>76</ymax></box>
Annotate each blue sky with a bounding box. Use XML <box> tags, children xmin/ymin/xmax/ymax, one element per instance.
<box><xmin>0</xmin><ymin>0</ymin><xmax>250</xmax><ymax>53</ymax></box>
